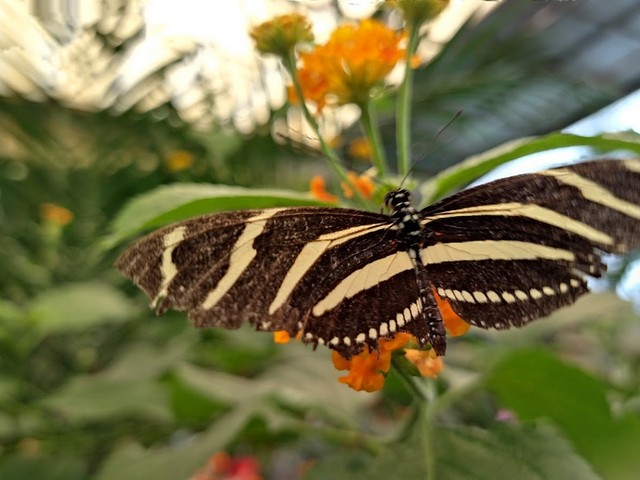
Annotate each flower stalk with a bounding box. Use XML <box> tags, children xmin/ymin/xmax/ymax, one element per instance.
<box><xmin>359</xmin><ymin>100</ymin><xmax>387</xmax><ymax>178</ymax></box>
<box><xmin>396</xmin><ymin>19</ymin><xmax>421</xmax><ymax>177</ymax></box>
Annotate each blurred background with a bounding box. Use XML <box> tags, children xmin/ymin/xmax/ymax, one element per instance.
<box><xmin>2</xmin><ymin>1</ymin><xmax>640</xmax><ymax>479</ymax></box>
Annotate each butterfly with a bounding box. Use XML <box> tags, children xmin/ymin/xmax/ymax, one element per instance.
<box><xmin>116</xmin><ymin>158</ymin><xmax>640</xmax><ymax>359</ymax></box>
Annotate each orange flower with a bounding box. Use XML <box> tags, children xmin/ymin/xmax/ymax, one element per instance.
<box><xmin>293</xmin><ymin>19</ymin><xmax>406</xmax><ymax>110</ymax></box>
<box><xmin>190</xmin><ymin>451</ymin><xmax>263</xmax><ymax>480</ymax></box>
<box><xmin>40</xmin><ymin>203</ymin><xmax>73</xmax><ymax>226</ymax></box>
<box><xmin>432</xmin><ymin>287</ymin><xmax>471</xmax><ymax>337</ymax></box>
<box><xmin>348</xmin><ymin>137</ymin><xmax>373</xmax><ymax>160</ymax></box>
<box><xmin>309</xmin><ymin>175</ymin><xmax>338</xmax><ymax>203</ymax></box>
<box><xmin>332</xmin><ymin>333</ymin><xmax>412</xmax><ymax>392</ymax></box>
<box><xmin>404</xmin><ymin>348</ymin><xmax>444</xmax><ymax>378</ymax></box>
<box><xmin>250</xmin><ymin>13</ymin><xmax>313</xmax><ymax>58</ymax></box>
<box><xmin>273</xmin><ymin>330</ymin><xmax>291</xmax><ymax>344</ymax></box>
<box><xmin>341</xmin><ymin>171</ymin><xmax>375</xmax><ymax>199</ymax></box>
<box><xmin>165</xmin><ymin>150</ymin><xmax>194</xmax><ymax>172</ymax></box>
<box><xmin>273</xmin><ymin>330</ymin><xmax>302</xmax><ymax>344</ymax></box>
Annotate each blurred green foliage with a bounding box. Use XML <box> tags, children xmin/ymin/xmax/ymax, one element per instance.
<box><xmin>1</xmin><ymin>93</ymin><xmax>640</xmax><ymax>480</ymax></box>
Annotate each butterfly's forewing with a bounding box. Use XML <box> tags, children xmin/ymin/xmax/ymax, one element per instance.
<box><xmin>117</xmin><ymin>207</ymin><xmax>422</xmax><ymax>353</ymax></box>
<box><xmin>419</xmin><ymin>159</ymin><xmax>640</xmax><ymax>330</ymax></box>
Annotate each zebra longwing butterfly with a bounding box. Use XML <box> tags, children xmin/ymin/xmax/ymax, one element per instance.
<box><xmin>116</xmin><ymin>159</ymin><xmax>640</xmax><ymax>359</ymax></box>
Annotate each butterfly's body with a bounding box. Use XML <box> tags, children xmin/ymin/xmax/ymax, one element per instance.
<box><xmin>117</xmin><ymin>159</ymin><xmax>640</xmax><ymax>359</ymax></box>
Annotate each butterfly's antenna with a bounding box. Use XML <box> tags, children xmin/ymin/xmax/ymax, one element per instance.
<box><xmin>398</xmin><ymin>109</ymin><xmax>463</xmax><ymax>188</ymax></box>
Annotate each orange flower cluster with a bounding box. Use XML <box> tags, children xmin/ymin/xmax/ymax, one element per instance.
<box><xmin>165</xmin><ymin>150</ymin><xmax>194</xmax><ymax>172</ymax></box>
<box><xmin>276</xmin><ymin>320</ymin><xmax>455</xmax><ymax>392</ymax></box>
<box><xmin>40</xmin><ymin>203</ymin><xmax>74</xmax><ymax>226</ymax></box>
<box><xmin>404</xmin><ymin>348</ymin><xmax>443</xmax><ymax>378</ymax></box>
<box><xmin>309</xmin><ymin>173</ymin><xmax>375</xmax><ymax>203</ymax></box>
<box><xmin>309</xmin><ymin>175</ymin><xmax>338</xmax><ymax>203</ymax></box>
<box><xmin>341</xmin><ymin>171</ymin><xmax>375</xmax><ymax>199</ymax></box>
<box><xmin>332</xmin><ymin>333</ymin><xmax>413</xmax><ymax>392</ymax></box>
<box><xmin>292</xmin><ymin>19</ymin><xmax>406</xmax><ymax>110</ymax></box>
<box><xmin>348</xmin><ymin>137</ymin><xmax>373</xmax><ymax>160</ymax></box>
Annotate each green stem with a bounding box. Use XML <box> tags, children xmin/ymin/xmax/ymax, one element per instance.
<box><xmin>396</xmin><ymin>21</ymin><xmax>421</xmax><ymax>177</ymax></box>
<box><xmin>391</xmin><ymin>355</ymin><xmax>430</xmax><ymax>402</ymax></box>
<box><xmin>359</xmin><ymin>100</ymin><xmax>387</xmax><ymax>179</ymax></box>
<box><xmin>283</xmin><ymin>53</ymin><xmax>367</xmax><ymax>206</ymax></box>
<box><xmin>297</xmin><ymin>422</ymin><xmax>383</xmax><ymax>455</ymax></box>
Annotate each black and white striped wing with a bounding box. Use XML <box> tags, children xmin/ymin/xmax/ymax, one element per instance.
<box><xmin>116</xmin><ymin>207</ymin><xmax>435</xmax><ymax>358</ymax></box>
<box><xmin>419</xmin><ymin>159</ymin><xmax>640</xmax><ymax>330</ymax></box>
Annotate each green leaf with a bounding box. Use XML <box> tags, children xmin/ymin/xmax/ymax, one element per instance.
<box><xmin>28</xmin><ymin>282</ymin><xmax>137</xmax><ymax>334</ymax></box>
<box><xmin>308</xmin><ymin>418</ymin><xmax>597</xmax><ymax>480</ymax></box>
<box><xmin>0</xmin><ymin>299</ymin><xmax>23</xmax><ymax>323</ymax></box>
<box><xmin>96</xmin><ymin>405</ymin><xmax>258</xmax><ymax>480</ymax></box>
<box><xmin>176</xmin><ymin>344</ymin><xmax>370</xmax><ymax>427</ymax></box>
<box><xmin>421</xmin><ymin>132</ymin><xmax>640</xmax><ymax>204</ymax></box>
<box><xmin>106</xmin><ymin>184</ymin><xmax>328</xmax><ymax>247</ymax></box>
<box><xmin>41</xmin><ymin>377</ymin><xmax>172</xmax><ymax>424</ymax></box>
<box><xmin>433</xmin><ymin>422</ymin><xmax>600</xmax><ymax>480</ymax></box>
<box><xmin>100</xmin><ymin>339</ymin><xmax>192</xmax><ymax>382</ymax></box>
<box><xmin>0</xmin><ymin>455</ymin><xmax>85</xmax><ymax>480</ymax></box>
<box><xmin>485</xmin><ymin>349</ymin><xmax>640</xmax><ymax>480</ymax></box>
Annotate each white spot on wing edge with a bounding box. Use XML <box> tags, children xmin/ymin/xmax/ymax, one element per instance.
<box><xmin>487</xmin><ymin>291</ymin><xmax>501</xmax><ymax>303</ymax></box>
<box><xmin>379</xmin><ymin>322</ymin><xmax>389</xmax><ymax>336</ymax></box>
<box><xmin>514</xmin><ymin>290</ymin><xmax>528</xmax><ymax>301</ymax></box>
<box><xmin>530</xmin><ymin>288</ymin><xmax>543</xmax><ymax>300</ymax></box>
<box><xmin>152</xmin><ymin>226</ymin><xmax>187</xmax><ymax>308</ymax></box>
<box><xmin>202</xmin><ymin>209</ymin><xmax>283</xmax><ymax>310</ymax></box>
<box><xmin>473</xmin><ymin>291</ymin><xmax>488</xmax><ymax>303</ymax></box>
<box><xmin>502</xmin><ymin>292</ymin><xmax>516</xmax><ymax>303</ymax></box>
<box><xmin>462</xmin><ymin>291</ymin><xmax>476</xmax><ymax>303</ymax></box>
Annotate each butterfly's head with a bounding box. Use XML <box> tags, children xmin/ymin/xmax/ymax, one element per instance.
<box><xmin>384</xmin><ymin>189</ymin><xmax>412</xmax><ymax>210</ymax></box>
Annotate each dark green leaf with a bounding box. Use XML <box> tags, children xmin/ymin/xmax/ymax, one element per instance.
<box><xmin>485</xmin><ymin>349</ymin><xmax>640</xmax><ymax>480</ymax></box>
<box><xmin>433</xmin><ymin>422</ymin><xmax>600</xmax><ymax>480</ymax></box>
<box><xmin>0</xmin><ymin>455</ymin><xmax>85</xmax><ymax>480</ymax></box>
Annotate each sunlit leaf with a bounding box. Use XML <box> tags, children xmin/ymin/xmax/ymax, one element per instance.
<box><xmin>106</xmin><ymin>184</ymin><xmax>328</xmax><ymax>247</ymax></box>
<box><xmin>421</xmin><ymin>132</ymin><xmax>640</xmax><ymax>204</ymax></box>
